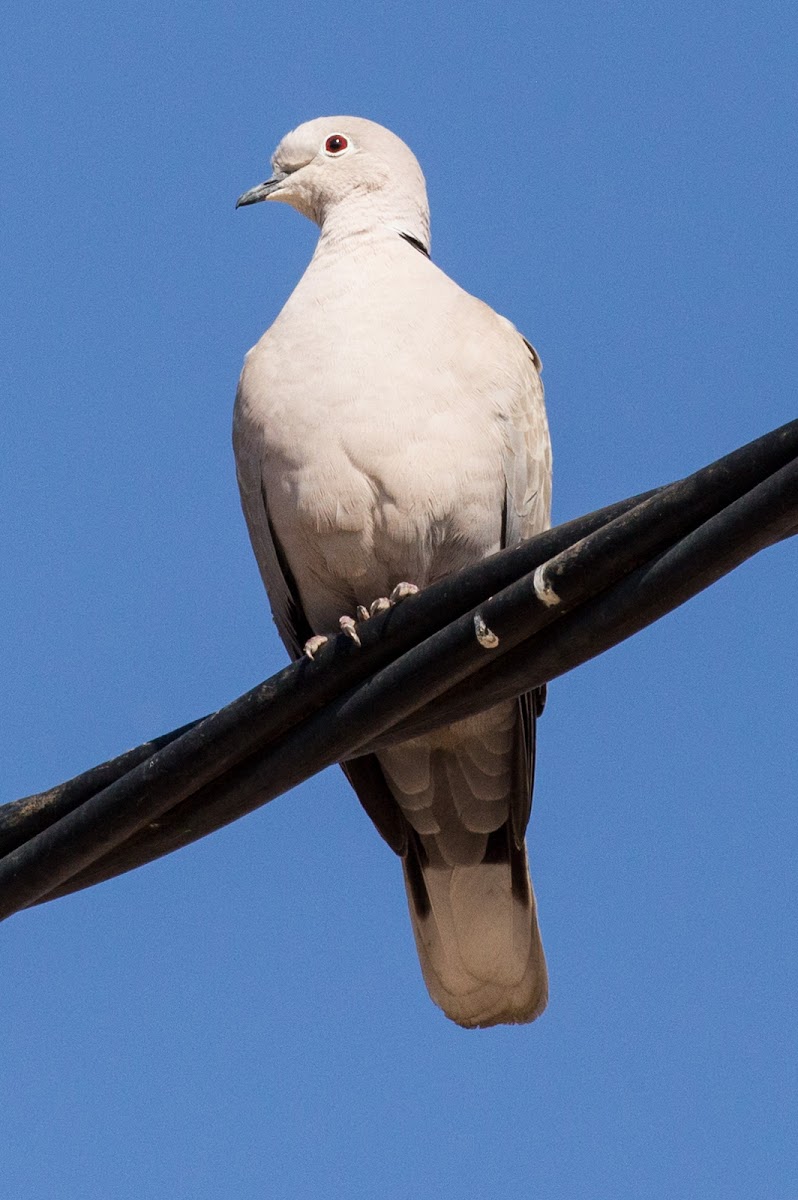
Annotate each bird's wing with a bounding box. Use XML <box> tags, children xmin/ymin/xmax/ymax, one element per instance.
<box><xmin>501</xmin><ymin>337</ymin><xmax>552</xmax><ymax>547</ymax></box>
<box><xmin>498</xmin><ymin>335</ymin><xmax>551</xmax><ymax>844</ymax></box>
<box><xmin>233</xmin><ymin>398</ymin><xmax>312</xmax><ymax>660</ymax></box>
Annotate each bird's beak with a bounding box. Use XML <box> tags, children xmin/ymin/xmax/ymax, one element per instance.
<box><xmin>235</xmin><ymin>175</ymin><xmax>285</xmax><ymax>208</ymax></box>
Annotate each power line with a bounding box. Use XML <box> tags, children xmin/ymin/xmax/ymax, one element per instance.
<box><xmin>1</xmin><ymin>418</ymin><xmax>796</xmax><ymax>921</ymax></box>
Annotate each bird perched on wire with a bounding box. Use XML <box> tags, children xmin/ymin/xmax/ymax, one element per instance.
<box><xmin>233</xmin><ymin>116</ymin><xmax>552</xmax><ymax>1028</ymax></box>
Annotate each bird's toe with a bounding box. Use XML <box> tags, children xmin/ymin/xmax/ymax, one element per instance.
<box><xmin>339</xmin><ymin>615</ymin><xmax>362</xmax><ymax>646</ymax></box>
<box><xmin>303</xmin><ymin>634</ymin><xmax>329</xmax><ymax>659</ymax></box>
<box><xmin>389</xmin><ymin>581</ymin><xmax>419</xmax><ymax>605</ymax></box>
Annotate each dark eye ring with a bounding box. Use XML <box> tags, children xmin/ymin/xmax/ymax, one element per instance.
<box><xmin>325</xmin><ymin>134</ymin><xmax>349</xmax><ymax>155</ymax></box>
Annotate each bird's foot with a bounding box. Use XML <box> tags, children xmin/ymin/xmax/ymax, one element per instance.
<box><xmin>366</xmin><ymin>582</ymin><xmax>420</xmax><ymax>616</ymax></box>
<box><xmin>303</xmin><ymin>634</ymin><xmax>330</xmax><ymax>660</ymax></box>
<box><xmin>339</xmin><ymin>614</ymin><xmax>361</xmax><ymax>646</ymax></box>
<box><xmin>305</xmin><ymin>584</ymin><xmax>420</xmax><ymax>659</ymax></box>
<box><xmin>303</xmin><ymin>613</ymin><xmax>362</xmax><ymax>659</ymax></box>
<box><xmin>389</xmin><ymin>581</ymin><xmax>419</xmax><ymax>605</ymax></box>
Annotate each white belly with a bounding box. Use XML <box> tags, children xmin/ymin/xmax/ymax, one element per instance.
<box><xmin>263</xmin><ymin>399</ymin><xmax>506</xmax><ymax>633</ymax></box>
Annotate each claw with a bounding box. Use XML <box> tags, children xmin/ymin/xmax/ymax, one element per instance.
<box><xmin>369</xmin><ymin>596</ymin><xmax>391</xmax><ymax>616</ymax></box>
<box><xmin>356</xmin><ymin>605</ymin><xmax>370</xmax><ymax>621</ymax></box>
<box><xmin>339</xmin><ymin>615</ymin><xmax>361</xmax><ymax>646</ymax></box>
<box><xmin>389</xmin><ymin>581</ymin><xmax>419</xmax><ymax>605</ymax></box>
<box><xmin>303</xmin><ymin>634</ymin><xmax>329</xmax><ymax>660</ymax></box>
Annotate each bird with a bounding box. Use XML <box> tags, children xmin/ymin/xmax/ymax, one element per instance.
<box><xmin>233</xmin><ymin>117</ymin><xmax>552</xmax><ymax>1028</ymax></box>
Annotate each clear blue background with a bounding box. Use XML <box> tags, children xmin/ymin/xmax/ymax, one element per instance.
<box><xmin>2</xmin><ymin>3</ymin><xmax>796</xmax><ymax>1197</ymax></box>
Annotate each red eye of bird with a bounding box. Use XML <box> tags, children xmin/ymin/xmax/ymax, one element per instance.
<box><xmin>325</xmin><ymin>134</ymin><xmax>348</xmax><ymax>154</ymax></box>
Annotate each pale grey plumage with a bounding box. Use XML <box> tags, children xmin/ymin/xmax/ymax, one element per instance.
<box><xmin>233</xmin><ymin>116</ymin><xmax>552</xmax><ymax>1027</ymax></box>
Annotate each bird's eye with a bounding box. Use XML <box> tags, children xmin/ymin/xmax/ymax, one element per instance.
<box><xmin>324</xmin><ymin>134</ymin><xmax>349</xmax><ymax>155</ymax></box>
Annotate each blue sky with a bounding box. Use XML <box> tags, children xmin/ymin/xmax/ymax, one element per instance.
<box><xmin>2</xmin><ymin>2</ymin><xmax>796</xmax><ymax>1197</ymax></box>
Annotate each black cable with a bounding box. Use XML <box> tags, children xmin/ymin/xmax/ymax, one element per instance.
<box><xmin>0</xmin><ymin>418</ymin><xmax>795</xmax><ymax>919</ymax></box>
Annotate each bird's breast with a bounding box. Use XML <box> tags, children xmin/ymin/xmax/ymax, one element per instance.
<box><xmin>236</xmin><ymin>261</ymin><xmax>526</xmax><ymax>631</ymax></box>
<box><xmin>258</xmin><ymin>392</ymin><xmax>505</xmax><ymax>629</ymax></box>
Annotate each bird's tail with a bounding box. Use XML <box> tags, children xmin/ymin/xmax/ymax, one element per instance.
<box><xmin>402</xmin><ymin>823</ymin><xmax>548</xmax><ymax>1028</ymax></box>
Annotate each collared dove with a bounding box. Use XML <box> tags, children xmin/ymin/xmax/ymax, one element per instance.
<box><xmin>234</xmin><ymin>117</ymin><xmax>552</xmax><ymax>1028</ymax></box>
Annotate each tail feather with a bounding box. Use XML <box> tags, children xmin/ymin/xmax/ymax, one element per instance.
<box><xmin>403</xmin><ymin>825</ymin><xmax>548</xmax><ymax>1028</ymax></box>
<box><xmin>354</xmin><ymin>699</ymin><xmax>548</xmax><ymax>1028</ymax></box>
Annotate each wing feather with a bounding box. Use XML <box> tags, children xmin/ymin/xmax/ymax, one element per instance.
<box><xmin>233</xmin><ymin>397</ymin><xmax>312</xmax><ymax>659</ymax></box>
<box><xmin>500</xmin><ymin>336</ymin><xmax>551</xmax><ymax>843</ymax></box>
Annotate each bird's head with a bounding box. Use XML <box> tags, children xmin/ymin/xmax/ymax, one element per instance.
<box><xmin>236</xmin><ymin>116</ymin><xmax>430</xmax><ymax>250</ymax></box>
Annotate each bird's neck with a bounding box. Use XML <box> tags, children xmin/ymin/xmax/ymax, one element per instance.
<box><xmin>315</xmin><ymin>192</ymin><xmax>431</xmax><ymax>257</ymax></box>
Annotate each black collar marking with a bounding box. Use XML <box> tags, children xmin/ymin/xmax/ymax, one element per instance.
<box><xmin>399</xmin><ymin>231</ymin><xmax>430</xmax><ymax>258</ymax></box>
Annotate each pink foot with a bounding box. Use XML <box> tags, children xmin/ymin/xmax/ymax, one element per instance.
<box><xmin>303</xmin><ymin>634</ymin><xmax>329</xmax><ymax>660</ymax></box>
<box><xmin>389</xmin><ymin>582</ymin><xmax>419</xmax><ymax>604</ymax></box>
